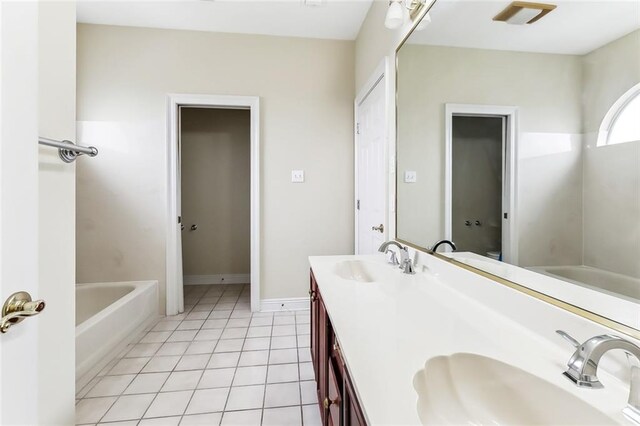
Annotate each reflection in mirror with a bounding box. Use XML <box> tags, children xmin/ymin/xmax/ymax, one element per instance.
<box><xmin>396</xmin><ymin>1</ymin><xmax>640</xmax><ymax>321</ymax></box>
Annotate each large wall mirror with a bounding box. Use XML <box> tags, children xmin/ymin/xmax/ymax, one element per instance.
<box><xmin>396</xmin><ymin>0</ymin><xmax>640</xmax><ymax>331</ymax></box>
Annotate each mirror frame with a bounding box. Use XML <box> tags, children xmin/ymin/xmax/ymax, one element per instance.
<box><xmin>393</xmin><ymin>0</ymin><xmax>640</xmax><ymax>340</ymax></box>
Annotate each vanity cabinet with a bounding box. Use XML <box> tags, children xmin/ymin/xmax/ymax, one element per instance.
<box><xmin>310</xmin><ymin>270</ymin><xmax>368</xmax><ymax>426</ymax></box>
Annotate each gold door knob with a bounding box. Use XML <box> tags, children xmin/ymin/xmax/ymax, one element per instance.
<box><xmin>372</xmin><ymin>224</ymin><xmax>384</xmax><ymax>233</ymax></box>
<box><xmin>0</xmin><ymin>291</ymin><xmax>45</xmax><ymax>334</ymax></box>
<box><xmin>323</xmin><ymin>397</ymin><xmax>331</xmax><ymax>409</ymax></box>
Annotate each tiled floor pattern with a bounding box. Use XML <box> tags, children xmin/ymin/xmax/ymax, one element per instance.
<box><xmin>76</xmin><ymin>284</ymin><xmax>321</xmax><ymax>426</ymax></box>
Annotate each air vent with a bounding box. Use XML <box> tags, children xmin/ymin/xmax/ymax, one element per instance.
<box><xmin>493</xmin><ymin>1</ymin><xmax>556</xmax><ymax>25</ymax></box>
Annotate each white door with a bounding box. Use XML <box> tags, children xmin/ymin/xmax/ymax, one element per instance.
<box><xmin>356</xmin><ymin>76</ymin><xmax>387</xmax><ymax>254</ymax></box>
<box><xmin>1</xmin><ymin>2</ymin><xmax>42</xmax><ymax>423</ymax></box>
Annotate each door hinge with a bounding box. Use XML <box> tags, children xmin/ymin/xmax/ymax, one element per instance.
<box><xmin>503</xmin><ymin>212</ymin><xmax>508</xmax><ymax>219</ymax></box>
<box><xmin>178</xmin><ymin>216</ymin><xmax>182</xmax><ymax>224</ymax></box>
<box><xmin>356</xmin><ymin>123</ymin><xmax>360</xmax><ymax>135</ymax></box>
<box><xmin>356</xmin><ymin>200</ymin><xmax>360</xmax><ymax>210</ymax></box>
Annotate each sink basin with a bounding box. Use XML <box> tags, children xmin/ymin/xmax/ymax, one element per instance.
<box><xmin>334</xmin><ymin>260</ymin><xmax>387</xmax><ymax>283</ymax></box>
<box><xmin>413</xmin><ymin>353</ymin><xmax>614</xmax><ymax>425</ymax></box>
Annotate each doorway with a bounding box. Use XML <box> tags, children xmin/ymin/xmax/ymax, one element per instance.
<box><xmin>166</xmin><ymin>95</ymin><xmax>260</xmax><ymax>315</ymax></box>
<box><xmin>445</xmin><ymin>104</ymin><xmax>518</xmax><ymax>263</ymax></box>
<box><xmin>355</xmin><ymin>60</ymin><xmax>388</xmax><ymax>254</ymax></box>
<box><xmin>180</xmin><ymin>107</ymin><xmax>251</xmax><ymax>306</ymax></box>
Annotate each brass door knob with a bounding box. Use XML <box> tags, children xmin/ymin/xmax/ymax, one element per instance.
<box><xmin>323</xmin><ymin>397</ymin><xmax>331</xmax><ymax>409</ymax></box>
<box><xmin>0</xmin><ymin>291</ymin><xmax>45</xmax><ymax>334</ymax></box>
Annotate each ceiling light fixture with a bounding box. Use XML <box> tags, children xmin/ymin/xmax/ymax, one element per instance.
<box><xmin>493</xmin><ymin>1</ymin><xmax>557</xmax><ymax>25</ymax></box>
<box><xmin>384</xmin><ymin>0</ymin><xmax>427</xmax><ymax>30</ymax></box>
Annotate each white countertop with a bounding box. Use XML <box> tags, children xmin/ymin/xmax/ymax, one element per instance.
<box><xmin>309</xmin><ymin>254</ymin><xmax>635</xmax><ymax>425</ymax></box>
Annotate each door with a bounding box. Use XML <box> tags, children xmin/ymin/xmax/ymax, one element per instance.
<box><xmin>1</xmin><ymin>2</ymin><xmax>42</xmax><ymax>423</ymax></box>
<box><xmin>356</xmin><ymin>76</ymin><xmax>386</xmax><ymax>254</ymax></box>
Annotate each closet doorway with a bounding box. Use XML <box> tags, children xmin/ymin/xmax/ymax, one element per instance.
<box><xmin>166</xmin><ymin>95</ymin><xmax>260</xmax><ymax>315</ymax></box>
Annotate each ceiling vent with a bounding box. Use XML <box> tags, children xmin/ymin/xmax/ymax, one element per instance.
<box><xmin>493</xmin><ymin>1</ymin><xmax>557</xmax><ymax>25</ymax></box>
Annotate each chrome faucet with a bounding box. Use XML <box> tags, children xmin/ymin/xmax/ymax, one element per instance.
<box><xmin>378</xmin><ymin>241</ymin><xmax>415</xmax><ymax>275</ymax></box>
<box><xmin>431</xmin><ymin>239</ymin><xmax>457</xmax><ymax>253</ymax></box>
<box><xmin>557</xmin><ymin>330</ymin><xmax>640</xmax><ymax>423</ymax></box>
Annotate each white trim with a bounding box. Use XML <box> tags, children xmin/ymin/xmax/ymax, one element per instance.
<box><xmin>444</xmin><ymin>104</ymin><xmax>519</xmax><ymax>264</ymax></box>
<box><xmin>183</xmin><ymin>274</ymin><xmax>251</xmax><ymax>286</ymax></box>
<box><xmin>354</xmin><ymin>58</ymin><xmax>390</xmax><ymax>254</ymax></box>
<box><xmin>596</xmin><ymin>81</ymin><xmax>640</xmax><ymax>147</ymax></box>
<box><xmin>260</xmin><ymin>297</ymin><xmax>310</xmax><ymax>312</ymax></box>
<box><xmin>166</xmin><ymin>94</ymin><xmax>260</xmax><ymax>315</ymax></box>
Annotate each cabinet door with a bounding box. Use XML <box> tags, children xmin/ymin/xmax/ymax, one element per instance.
<box><xmin>318</xmin><ymin>294</ymin><xmax>329</xmax><ymax>425</ymax></box>
<box><xmin>327</xmin><ymin>359</ymin><xmax>342</xmax><ymax>426</ymax></box>
<box><xmin>344</xmin><ymin>374</ymin><xmax>367</xmax><ymax>426</ymax></box>
<box><xmin>310</xmin><ymin>271</ymin><xmax>319</xmax><ymax>380</ymax></box>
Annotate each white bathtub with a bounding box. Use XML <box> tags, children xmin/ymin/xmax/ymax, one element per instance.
<box><xmin>530</xmin><ymin>265</ymin><xmax>640</xmax><ymax>303</ymax></box>
<box><xmin>76</xmin><ymin>281</ymin><xmax>159</xmax><ymax>389</ymax></box>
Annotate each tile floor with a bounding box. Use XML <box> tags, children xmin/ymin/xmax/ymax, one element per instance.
<box><xmin>76</xmin><ymin>284</ymin><xmax>321</xmax><ymax>426</ymax></box>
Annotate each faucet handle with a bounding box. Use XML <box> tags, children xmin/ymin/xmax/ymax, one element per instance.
<box><xmin>623</xmin><ymin>352</ymin><xmax>640</xmax><ymax>424</ymax></box>
<box><xmin>556</xmin><ymin>330</ymin><xmax>580</xmax><ymax>349</ymax></box>
<box><xmin>385</xmin><ymin>249</ymin><xmax>399</xmax><ymax>266</ymax></box>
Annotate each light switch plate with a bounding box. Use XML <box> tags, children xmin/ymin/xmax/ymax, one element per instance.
<box><xmin>404</xmin><ymin>171</ymin><xmax>417</xmax><ymax>183</ymax></box>
<box><xmin>291</xmin><ymin>170</ymin><xmax>305</xmax><ymax>183</ymax></box>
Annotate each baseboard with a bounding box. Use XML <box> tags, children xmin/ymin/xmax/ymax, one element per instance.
<box><xmin>260</xmin><ymin>297</ymin><xmax>309</xmax><ymax>312</ymax></box>
<box><xmin>183</xmin><ymin>274</ymin><xmax>250</xmax><ymax>285</ymax></box>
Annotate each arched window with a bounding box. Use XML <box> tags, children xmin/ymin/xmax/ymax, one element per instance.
<box><xmin>597</xmin><ymin>82</ymin><xmax>640</xmax><ymax>147</ymax></box>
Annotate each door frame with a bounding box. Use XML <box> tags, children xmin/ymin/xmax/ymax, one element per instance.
<box><xmin>444</xmin><ymin>103</ymin><xmax>519</xmax><ymax>264</ymax></box>
<box><xmin>166</xmin><ymin>94</ymin><xmax>260</xmax><ymax>315</ymax></box>
<box><xmin>354</xmin><ymin>58</ymin><xmax>390</xmax><ymax>254</ymax></box>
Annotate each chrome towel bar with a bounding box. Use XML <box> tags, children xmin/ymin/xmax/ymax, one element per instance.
<box><xmin>38</xmin><ymin>137</ymin><xmax>98</xmax><ymax>163</ymax></box>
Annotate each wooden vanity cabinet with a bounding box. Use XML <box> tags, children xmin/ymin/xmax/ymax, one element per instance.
<box><xmin>310</xmin><ymin>270</ymin><xmax>368</xmax><ymax>426</ymax></box>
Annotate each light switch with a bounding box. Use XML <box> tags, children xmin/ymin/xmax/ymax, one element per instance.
<box><xmin>291</xmin><ymin>170</ymin><xmax>305</xmax><ymax>183</ymax></box>
<box><xmin>404</xmin><ymin>171</ymin><xmax>417</xmax><ymax>183</ymax></box>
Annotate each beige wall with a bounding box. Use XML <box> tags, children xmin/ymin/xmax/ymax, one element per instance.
<box><xmin>76</xmin><ymin>25</ymin><xmax>355</xmax><ymax>310</ymax></box>
<box><xmin>582</xmin><ymin>30</ymin><xmax>640</xmax><ymax>278</ymax></box>
<box><xmin>395</xmin><ymin>44</ymin><xmax>584</xmax><ymax>267</ymax></box>
<box><xmin>181</xmin><ymin>108</ymin><xmax>251</xmax><ymax>277</ymax></box>
<box><xmin>38</xmin><ymin>1</ymin><xmax>76</xmax><ymax>423</ymax></box>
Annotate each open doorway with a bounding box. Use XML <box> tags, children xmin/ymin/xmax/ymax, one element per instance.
<box><xmin>180</xmin><ymin>107</ymin><xmax>251</xmax><ymax>310</ymax></box>
<box><xmin>166</xmin><ymin>95</ymin><xmax>260</xmax><ymax>315</ymax></box>
<box><xmin>445</xmin><ymin>104</ymin><xmax>518</xmax><ymax>263</ymax></box>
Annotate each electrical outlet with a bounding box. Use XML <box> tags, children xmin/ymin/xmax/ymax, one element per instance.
<box><xmin>291</xmin><ymin>170</ymin><xmax>304</xmax><ymax>183</ymax></box>
<box><xmin>404</xmin><ymin>171</ymin><xmax>417</xmax><ymax>183</ymax></box>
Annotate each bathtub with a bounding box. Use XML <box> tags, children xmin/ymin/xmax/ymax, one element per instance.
<box><xmin>529</xmin><ymin>265</ymin><xmax>640</xmax><ymax>303</ymax></box>
<box><xmin>76</xmin><ymin>281</ymin><xmax>159</xmax><ymax>389</ymax></box>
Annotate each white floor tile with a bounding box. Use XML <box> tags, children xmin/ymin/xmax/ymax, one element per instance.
<box><xmin>232</xmin><ymin>366</ymin><xmax>267</xmax><ymax>386</ymax></box>
<box><xmin>266</xmin><ymin>363</ymin><xmax>298</xmax><ymax>384</ymax></box>
<box><xmin>249</xmin><ymin>317</ymin><xmax>272</xmax><ymax>327</ymax></box>
<box><xmin>203</xmin><ymin>319</ymin><xmax>229</xmax><ymax>329</ymax></box>
<box><xmin>102</xmin><ymin>394</ymin><xmax>155</xmax><ymax>422</ymax></box>
<box><xmin>221</xmin><ymin>327</ymin><xmax>248</xmax><ymax>339</ymax></box>
<box><xmin>297</xmin><ymin>335</ymin><xmax>310</xmax><ymax>348</ymax></box>
<box><xmin>230</xmin><ymin>311</ymin><xmax>252</xmax><ymax>319</ymax></box>
<box><xmin>186</xmin><ymin>312</ymin><xmax>209</xmax><ymax>320</ymax></box>
<box><xmin>214</xmin><ymin>339</ymin><xmax>244</xmax><ymax>353</ymax></box>
<box><xmin>162</xmin><ymin>370</ymin><xmax>203</xmax><ymax>392</ymax></box>
<box><xmin>220</xmin><ymin>409</ymin><xmax>262</xmax><ymax>426</ymax></box>
<box><xmin>246</xmin><ymin>326</ymin><xmax>271</xmax><ymax>338</ymax></box>
<box><xmin>168</xmin><ymin>330</ymin><xmax>199</xmax><ymax>342</ymax></box>
<box><xmin>225</xmin><ymin>385</ymin><xmax>265</xmax><ymax>411</ymax></box>
<box><xmin>226</xmin><ymin>318</ymin><xmax>251</xmax><ymax>328</ymax></box>
<box><xmin>185</xmin><ymin>388</ymin><xmax>230</xmax><ymax>415</ymax></box>
<box><xmin>272</xmin><ymin>325</ymin><xmax>296</xmax><ymax>337</ymax></box>
<box><xmin>269</xmin><ymin>349</ymin><xmax>298</xmax><ymax>365</ymax></box>
<box><xmin>301</xmin><ymin>404</ymin><xmax>322</xmax><ymax>426</ymax></box>
<box><xmin>297</xmin><ymin>348</ymin><xmax>311</xmax><ymax>363</ymax></box>
<box><xmin>126</xmin><ymin>343</ymin><xmax>162</xmax><ymax>358</ymax></box>
<box><xmin>207</xmin><ymin>352</ymin><xmax>241</xmax><ymax>369</ymax></box>
<box><xmin>86</xmin><ymin>375</ymin><xmax>136</xmax><ymax>398</ymax></box>
<box><xmin>195</xmin><ymin>329</ymin><xmax>223</xmax><ymax>341</ymax></box>
<box><xmin>97</xmin><ymin>420</ymin><xmax>137</xmax><ymax>426</ymax></box>
<box><xmin>300</xmin><ymin>381</ymin><xmax>317</xmax><ymax>405</ymax></box>
<box><xmin>180</xmin><ymin>412</ymin><xmax>223</xmax><ymax>425</ymax></box>
<box><xmin>198</xmin><ymin>368</ymin><xmax>235</xmax><ymax>389</ymax></box>
<box><xmin>157</xmin><ymin>342</ymin><xmax>190</xmax><ymax>357</ymax></box>
<box><xmin>152</xmin><ymin>321</ymin><xmax>181</xmax><ymax>332</ymax></box>
<box><xmin>141</xmin><ymin>332</ymin><xmax>172</xmax><ymax>344</ymax></box>
<box><xmin>139</xmin><ymin>416</ymin><xmax>181</xmax><ymax>426</ymax></box>
<box><xmin>144</xmin><ymin>390</ymin><xmax>192</xmax><ymax>418</ymax></box>
<box><xmin>262</xmin><ymin>406</ymin><xmax>302</xmax><ymax>426</ymax></box>
<box><xmin>175</xmin><ymin>354</ymin><xmax>210</xmax><ymax>371</ymax></box>
<box><xmin>75</xmin><ymin>397</ymin><xmax>117</xmax><ymax>424</ymax></box>
<box><xmin>124</xmin><ymin>373</ymin><xmax>170</xmax><ymax>395</ymax></box>
<box><xmin>238</xmin><ymin>350</ymin><xmax>269</xmax><ymax>367</ymax></box>
<box><xmin>185</xmin><ymin>341</ymin><xmax>217</xmax><ymax>355</ymax></box>
<box><xmin>242</xmin><ymin>338</ymin><xmax>270</xmax><ymax>351</ymax></box>
<box><xmin>299</xmin><ymin>362</ymin><xmax>314</xmax><ymax>381</ymax></box>
<box><xmin>270</xmin><ymin>336</ymin><xmax>297</xmax><ymax>350</ymax></box>
<box><xmin>273</xmin><ymin>316</ymin><xmax>295</xmax><ymax>326</ymax></box>
<box><xmin>263</xmin><ymin>382</ymin><xmax>300</xmax><ymax>408</ymax></box>
<box><xmin>142</xmin><ymin>356</ymin><xmax>181</xmax><ymax>373</ymax></box>
<box><xmin>177</xmin><ymin>320</ymin><xmax>205</xmax><ymax>330</ymax></box>
<box><xmin>109</xmin><ymin>357</ymin><xmax>150</xmax><ymax>375</ymax></box>
<box><xmin>209</xmin><ymin>310</ymin><xmax>232</xmax><ymax>319</ymax></box>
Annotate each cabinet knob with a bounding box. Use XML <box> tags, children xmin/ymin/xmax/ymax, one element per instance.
<box><xmin>323</xmin><ymin>397</ymin><xmax>331</xmax><ymax>409</ymax></box>
<box><xmin>308</xmin><ymin>290</ymin><xmax>317</xmax><ymax>301</ymax></box>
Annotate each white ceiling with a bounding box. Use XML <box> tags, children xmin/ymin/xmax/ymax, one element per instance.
<box><xmin>408</xmin><ymin>0</ymin><xmax>640</xmax><ymax>55</ymax></box>
<box><xmin>76</xmin><ymin>0</ymin><xmax>374</xmax><ymax>41</ymax></box>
